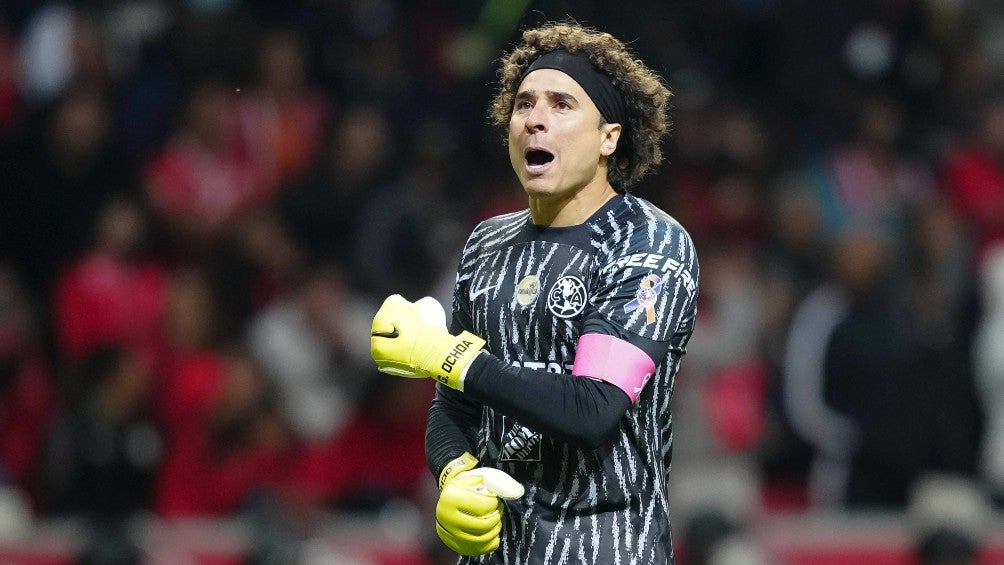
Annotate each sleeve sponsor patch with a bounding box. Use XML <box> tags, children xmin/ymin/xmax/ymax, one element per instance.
<box><xmin>595</xmin><ymin>250</ymin><xmax>698</xmax><ymax>341</ymax></box>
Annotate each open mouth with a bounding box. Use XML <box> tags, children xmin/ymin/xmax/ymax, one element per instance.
<box><xmin>524</xmin><ymin>149</ymin><xmax>554</xmax><ymax>172</ymax></box>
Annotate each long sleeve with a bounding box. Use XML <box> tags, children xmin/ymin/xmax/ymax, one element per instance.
<box><xmin>425</xmin><ymin>383</ymin><xmax>482</xmax><ymax>479</ymax></box>
<box><xmin>463</xmin><ymin>352</ymin><xmax>631</xmax><ymax>449</ymax></box>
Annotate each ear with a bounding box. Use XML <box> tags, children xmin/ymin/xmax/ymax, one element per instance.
<box><xmin>600</xmin><ymin>123</ymin><xmax>622</xmax><ymax>157</ymax></box>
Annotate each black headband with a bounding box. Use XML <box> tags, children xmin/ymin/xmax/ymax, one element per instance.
<box><xmin>521</xmin><ymin>49</ymin><xmax>628</xmax><ymax>131</ymax></box>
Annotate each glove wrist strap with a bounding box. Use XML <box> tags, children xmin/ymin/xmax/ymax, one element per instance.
<box><xmin>431</xmin><ymin>331</ymin><xmax>486</xmax><ymax>390</ymax></box>
<box><xmin>438</xmin><ymin>451</ymin><xmax>478</xmax><ymax>490</ymax></box>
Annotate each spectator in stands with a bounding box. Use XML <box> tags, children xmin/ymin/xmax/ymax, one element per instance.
<box><xmin>41</xmin><ymin>346</ymin><xmax>159</xmax><ymax>520</ymax></box>
<box><xmin>353</xmin><ymin>116</ymin><xmax>469</xmax><ymax>298</ymax></box>
<box><xmin>143</xmin><ymin>78</ymin><xmax>267</xmax><ymax>256</ymax></box>
<box><xmin>942</xmin><ymin>95</ymin><xmax>1004</xmax><ymax>260</ymax></box>
<box><xmin>207</xmin><ymin>210</ymin><xmax>306</xmax><ymax>341</ymax></box>
<box><xmin>673</xmin><ymin>241</ymin><xmax>765</xmax><ymax>470</ymax></box>
<box><xmin>236</xmin><ymin>27</ymin><xmax>330</xmax><ymax>191</ymax></box>
<box><xmin>824</xmin><ymin>95</ymin><xmax>935</xmax><ymax>236</ymax></box>
<box><xmin>52</xmin><ymin>195</ymin><xmax>168</xmax><ymax>365</ymax></box>
<box><xmin>153</xmin><ymin>270</ymin><xmax>291</xmax><ymax>518</ymax></box>
<box><xmin>780</xmin><ymin>252</ymin><xmax>856</xmax><ymax>508</ymax></box>
<box><xmin>4</xmin><ymin>85</ymin><xmax>128</xmax><ymax>298</ymax></box>
<box><xmin>42</xmin><ymin>345</ymin><xmax>155</xmax><ymax>565</ymax></box>
<box><xmin>277</xmin><ymin>103</ymin><xmax>396</xmax><ymax>275</ymax></box>
<box><xmin>0</xmin><ymin>265</ymin><xmax>57</xmax><ymax>508</ymax></box>
<box><xmin>756</xmin><ymin>174</ymin><xmax>834</xmax><ymax>509</ymax></box>
<box><xmin>248</xmin><ymin>263</ymin><xmax>374</xmax><ymax>444</ymax></box>
<box><xmin>824</xmin><ymin>224</ymin><xmax>976</xmax><ymax>508</ymax></box>
<box><xmin>824</xmin><ymin>226</ymin><xmax>918</xmax><ymax>508</ymax></box>
<box><xmin>660</xmin><ymin>103</ymin><xmax>771</xmax><ymax>250</ymax></box>
<box><xmin>291</xmin><ymin>376</ymin><xmax>435</xmax><ymax>513</ymax></box>
<box><xmin>16</xmin><ymin>4</ymin><xmax>109</xmax><ymax>106</ymax></box>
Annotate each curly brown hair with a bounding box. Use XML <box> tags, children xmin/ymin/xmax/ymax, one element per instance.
<box><xmin>490</xmin><ymin>22</ymin><xmax>672</xmax><ymax>191</ymax></box>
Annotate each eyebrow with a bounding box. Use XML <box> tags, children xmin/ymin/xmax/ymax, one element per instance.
<box><xmin>514</xmin><ymin>89</ymin><xmax>580</xmax><ymax>106</ymax></box>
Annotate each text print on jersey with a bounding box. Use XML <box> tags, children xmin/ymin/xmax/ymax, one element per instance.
<box><xmin>602</xmin><ymin>252</ymin><xmax>697</xmax><ymax>295</ymax></box>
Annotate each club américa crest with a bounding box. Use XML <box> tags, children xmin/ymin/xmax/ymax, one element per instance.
<box><xmin>547</xmin><ymin>275</ymin><xmax>587</xmax><ymax>318</ymax></box>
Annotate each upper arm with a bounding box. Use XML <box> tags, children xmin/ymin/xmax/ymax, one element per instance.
<box><xmin>591</xmin><ymin>224</ymin><xmax>699</xmax><ymax>342</ymax></box>
<box><xmin>573</xmin><ymin>223</ymin><xmax>699</xmax><ymax>401</ymax></box>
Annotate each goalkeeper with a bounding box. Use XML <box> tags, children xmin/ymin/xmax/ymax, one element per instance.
<box><xmin>371</xmin><ymin>22</ymin><xmax>699</xmax><ymax>564</ymax></box>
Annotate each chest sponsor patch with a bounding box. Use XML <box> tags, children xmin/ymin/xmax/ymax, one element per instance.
<box><xmin>515</xmin><ymin>275</ymin><xmax>541</xmax><ymax>307</ymax></box>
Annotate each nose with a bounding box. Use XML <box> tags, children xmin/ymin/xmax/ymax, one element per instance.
<box><xmin>524</xmin><ymin>104</ymin><xmax>547</xmax><ymax>133</ymax></box>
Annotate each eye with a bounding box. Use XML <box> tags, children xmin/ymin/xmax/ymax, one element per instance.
<box><xmin>515</xmin><ymin>100</ymin><xmax>532</xmax><ymax>110</ymax></box>
<box><xmin>556</xmin><ymin>100</ymin><xmax>571</xmax><ymax>110</ymax></box>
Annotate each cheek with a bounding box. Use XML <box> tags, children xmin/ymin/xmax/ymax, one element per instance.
<box><xmin>507</xmin><ymin>120</ymin><xmax>522</xmax><ymax>162</ymax></box>
<box><xmin>507</xmin><ymin>137</ymin><xmax>523</xmax><ymax>170</ymax></box>
<box><xmin>566</xmin><ymin>130</ymin><xmax>602</xmax><ymax>170</ymax></box>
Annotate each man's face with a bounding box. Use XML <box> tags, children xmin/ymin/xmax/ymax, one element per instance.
<box><xmin>508</xmin><ymin>68</ymin><xmax>616</xmax><ymax>199</ymax></box>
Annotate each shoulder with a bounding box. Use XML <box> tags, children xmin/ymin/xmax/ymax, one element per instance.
<box><xmin>590</xmin><ymin>194</ymin><xmax>697</xmax><ymax>263</ymax></box>
<box><xmin>473</xmin><ymin>208</ymin><xmax>530</xmax><ymax>234</ymax></box>
<box><xmin>463</xmin><ymin>209</ymin><xmax>530</xmax><ymax>255</ymax></box>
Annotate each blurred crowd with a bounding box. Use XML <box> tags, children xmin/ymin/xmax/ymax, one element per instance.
<box><xmin>0</xmin><ymin>0</ymin><xmax>1003</xmax><ymax>563</ymax></box>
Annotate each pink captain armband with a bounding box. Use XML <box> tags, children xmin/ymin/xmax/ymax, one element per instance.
<box><xmin>572</xmin><ymin>333</ymin><xmax>657</xmax><ymax>403</ymax></box>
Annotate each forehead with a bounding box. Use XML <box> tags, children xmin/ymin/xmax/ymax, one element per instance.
<box><xmin>517</xmin><ymin>68</ymin><xmax>593</xmax><ymax>105</ymax></box>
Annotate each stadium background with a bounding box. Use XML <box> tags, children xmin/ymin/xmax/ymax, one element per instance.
<box><xmin>1</xmin><ymin>0</ymin><xmax>1004</xmax><ymax>563</ymax></box>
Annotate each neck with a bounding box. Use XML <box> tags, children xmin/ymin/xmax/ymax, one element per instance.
<box><xmin>528</xmin><ymin>178</ymin><xmax>618</xmax><ymax>227</ymax></box>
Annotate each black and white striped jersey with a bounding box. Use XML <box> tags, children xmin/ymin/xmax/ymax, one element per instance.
<box><xmin>449</xmin><ymin>193</ymin><xmax>699</xmax><ymax>565</ymax></box>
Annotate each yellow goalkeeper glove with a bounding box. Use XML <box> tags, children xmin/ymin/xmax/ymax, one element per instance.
<box><xmin>370</xmin><ymin>294</ymin><xmax>485</xmax><ymax>390</ymax></box>
<box><xmin>435</xmin><ymin>452</ymin><xmax>525</xmax><ymax>556</ymax></box>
